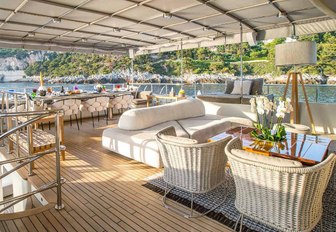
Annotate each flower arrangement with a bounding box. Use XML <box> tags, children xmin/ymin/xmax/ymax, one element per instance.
<box><xmin>250</xmin><ymin>96</ymin><xmax>293</xmax><ymax>142</ymax></box>
<box><xmin>95</xmin><ymin>84</ymin><xmax>103</xmax><ymax>93</ymax></box>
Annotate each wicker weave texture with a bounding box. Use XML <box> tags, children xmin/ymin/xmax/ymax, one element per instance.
<box><xmin>225</xmin><ymin>137</ymin><xmax>336</xmax><ymax>232</ymax></box>
<box><xmin>156</xmin><ymin>126</ymin><xmax>231</xmax><ymax>194</ymax></box>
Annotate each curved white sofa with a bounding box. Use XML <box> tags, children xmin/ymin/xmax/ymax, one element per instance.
<box><xmin>102</xmin><ymin>99</ymin><xmax>252</xmax><ymax>168</ymax></box>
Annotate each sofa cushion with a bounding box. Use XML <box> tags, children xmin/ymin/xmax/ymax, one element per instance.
<box><xmin>160</xmin><ymin>135</ymin><xmax>198</xmax><ymax>144</ymax></box>
<box><xmin>225</xmin><ymin>79</ymin><xmax>235</xmax><ymax>94</ymax></box>
<box><xmin>231</xmin><ymin>80</ymin><xmax>252</xmax><ymax>95</ymax></box>
<box><xmin>118</xmin><ymin>99</ymin><xmax>205</xmax><ymax>130</ymax></box>
<box><xmin>137</xmin><ymin>91</ymin><xmax>152</xmax><ymax>100</ymax></box>
<box><xmin>250</xmin><ymin>78</ymin><xmax>264</xmax><ymax>95</ymax></box>
<box><xmin>231</xmin><ymin>149</ymin><xmax>303</xmax><ymax>167</ymax></box>
<box><xmin>187</xmin><ymin>114</ymin><xmax>224</xmax><ymax>120</ymax></box>
<box><xmin>132</xmin><ymin>99</ymin><xmax>147</xmax><ymax>105</ymax></box>
<box><xmin>102</xmin><ymin>121</ymin><xmax>189</xmax><ymax>168</ymax></box>
<box><xmin>197</xmin><ymin>94</ymin><xmax>241</xmax><ymax>104</ymax></box>
<box><xmin>177</xmin><ymin>118</ymin><xmax>232</xmax><ymax>143</ymax></box>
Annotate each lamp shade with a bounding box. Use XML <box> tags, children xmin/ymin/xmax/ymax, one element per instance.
<box><xmin>275</xmin><ymin>41</ymin><xmax>317</xmax><ymax>66</ymax></box>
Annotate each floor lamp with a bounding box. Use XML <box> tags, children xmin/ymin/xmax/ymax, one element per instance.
<box><xmin>275</xmin><ymin>41</ymin><xmax>316</xmax><ymax>134</ymax></box>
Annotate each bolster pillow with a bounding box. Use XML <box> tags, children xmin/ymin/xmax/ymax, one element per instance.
<box><xmin>118</xmin><ymin>99</ymin><xmax>205</xmax><ymax>130</ymax></box>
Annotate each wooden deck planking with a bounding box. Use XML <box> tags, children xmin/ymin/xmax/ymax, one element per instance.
<box><xmin>0</xmin><ymin>118</ymin><xmax>231</xmax><ymax>232</ymax></box>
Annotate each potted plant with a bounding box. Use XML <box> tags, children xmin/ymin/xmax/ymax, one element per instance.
<box><xmin>250</xmin><ymin>96</ymin><xmax>293</xmax><ymax>142</ymax></box>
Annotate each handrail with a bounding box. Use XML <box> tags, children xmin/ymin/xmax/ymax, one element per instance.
<box><xmin>0</xmin><ymin>91</ymin><xmax>65</xmax><ymax>213</ymax></box>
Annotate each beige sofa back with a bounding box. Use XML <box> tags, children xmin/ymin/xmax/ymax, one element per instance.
<box><xmin>118</xmin><ymin>99</ymin><xmax>205</xmax><ymax>130</ymax></box>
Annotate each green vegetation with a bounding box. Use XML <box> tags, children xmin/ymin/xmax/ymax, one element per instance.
<box><xmin>0</xmin><ymin>49</ymin><xmax>30</xmax><ymax>60</ymax></box>
<box><xmin>2</xmin><ymin>32</ymin><xmax>335</xmax><ymax>77</ymax></box>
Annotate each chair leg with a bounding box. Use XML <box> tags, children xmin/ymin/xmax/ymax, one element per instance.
<box><xmin>70</xmin><ymin>115</ymin><xmax>72</xmax><ymax>126</ymax></box>
<box><xmin>105</xmin><ymin>110</ymin><xmax>108</xmax><ymax>125</ymax></box>
<box><xmin>91</xmin><ymin>112</ymin><xmax>94</xmax><ymax>127</ymax></box>
<box><xmin>75</xmin><ymin>114</ymin><xmax>80</xmax><ymax>130</ymax></box>
<box><xmin>234</xmin><ymin>214</ymin><xmax>241</xmax><ymax>232</ymax></box>
<box><xmin>80</xmin><ymin>112</ymin><xmax>82</xmax><ymax>125</ymax></box>
<box><xmin>41</xmin><ymin>123</ymin><xmax>44</xmax><ymax>130</ymax></box>
<box><xmin>97</xmin><ymin>111</ymin><xmax>100</xmax><ymax>122</ymax></box>
<box><xmin>239</xmin><ymin>214</ymin><xmax>244</xmax><ymax>232</ymax></box>
<box><xmin>49</xmin><ymin>121</ymin><xmax>51</xmax><ymax>130</ymax></box>
<box><xmin>190</xmin><ymin>193</ymin><xmax>194</xmax><ymax>217</ymax></box>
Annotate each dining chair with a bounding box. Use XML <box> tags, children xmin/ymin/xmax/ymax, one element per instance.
<box><xmin>80</xmin><ymin>97</ymin><xmax>109</xmax><ymax>127</ymax></box>
<box><xmin>51</xmin><ymin>99</ymin><xmax>81</xmax><ymax>130</ymax></box>
<box><xmin>225</xmin><ymin>137</ymin><xmax>336</xmax><ymax>232</ymax></box>
<box><xmin>156</xmin><ymin>126</ymin><xmax>232</xmax><ymax>218</ymax></box>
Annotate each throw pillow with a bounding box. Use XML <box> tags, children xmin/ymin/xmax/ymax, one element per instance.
<box><xmin>225</xmin><ymin>79</ymin><xmax>235</xmax><ymax>94</ymax></box>
<box><xmin>250</xmin><ymin>78</ymin><xmax>264</xmax><ymax>95</ymax></box>
<box><xmin>231</xmin><ymin>80</ymin><xmax>252</xmax><ymax>95</ymax></box>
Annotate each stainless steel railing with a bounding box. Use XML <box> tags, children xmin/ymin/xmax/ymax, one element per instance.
<box><xmin>0</xmin><ymin>91</ymin><xmax>65</xmax><ymax>213</ymax></box>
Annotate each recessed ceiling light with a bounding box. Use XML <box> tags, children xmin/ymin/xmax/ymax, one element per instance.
<box><xmin>27</xmin><ymin>32</ymin><xmax>35</xmax><ymax>37</ymax></box>
<box><xmin>113</xmin><ymin>28</ymin><xmax>121</xmax><ymax>32</ymax></box>
<box><xmin>203</xmin><ymin>27</ymin><xmax>209</xmax><ymax>31</ymax></box>
<box><xmin>52</xmin><ymin>18</ymin><xmax>62</xmax><ymax>23</ymax></box>
<box><xmin>121</xmin><ymin>44</ymin><xmax>126</xmax><ymax>47</ymax></box>
<box><xmin>163</xmin><ymin>12</ymin><xmax>172</xmax><ymax>19</ymax></box>
<box><xmin>277</xmin><ymin>11</ymin><xmax>287</xmax><ymax>18</ymax></box>
<box><xmin>81</xmin><ymin>38</ymin><xmax>88</xmax><ymax>42</ymax></box>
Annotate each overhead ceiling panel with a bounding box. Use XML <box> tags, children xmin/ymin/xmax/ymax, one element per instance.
<box><xmin>126</xmin><ymin>33</ymin><xmax>159</xmax><ymax>42</ymax></box>
<box><xmin>0</xmin><ymin>9</ymin><xmax>11</xmax><ymax>20</ymax></box>
<box><xmin>146</xmin><ymin>0</ymin><xmax>199</xmax><ymax>13</ymax></box>
<box><xmin>247</xmin><ymin>16</ymin><xmax>289</xmax><ymax>28</ymax></box>
<box><xmin>37</xmin><ymin>28</ymin><xmax>68</xmax><ymax>35</ymax></box>
<box><xmin>118</xmin><ymin>5</ymin><xmax>162</xmax><ymax>21</ymax></box>
<box><xmin>289</xmin><ymin>8</ymin><xmax>326</xmax><ymax>21</ymax></box>
<box><xmin>33</xmin><ymin>33</ymin><xmax>56</xmax><ymax>40</ymax></box>
<box><xmin>104</xmin><ymin>30</ymin><xmax>134</xmax><ymax>37</ymax></box>
<box><xmin>278</xmin><ymin>0</ymin><xmax>316</xmax><ymax>12</ymax></box>
<box><xmin>168</xmin><ymin>22</ymin><xmax>202</xmax><ymax>32</ymax></box>
<box><xmin>53</xmin><ymin>36</ymin><xmax>79</xmax><ymax>42</ymax></box>
<box><xmin>20</xmin><ymin>1</ymin><xmax>68</xmax><ymax>18</ymax></box>
<box><xmin>81</xmin><ymin>0</ymin><xmax>135</xmax><ymax>14</ymax></box>
<box><xmin>98</xmin><ymin>17</ymin><xmax>134</xmax><ymax>28</ymax></box>
<box><xmin>0</xmin><ymin>29</ymin><xmax>27</xmax><ymax>38</ymax></box>
<box><xmin>173</xmin><ymin>4</ymin><xmax>219</xmax><ymax>20</ymax></box>
<box><xmin>0</xmin><ymin>0</ymin><xmax>26</xmax><ymax>9</ymax></box>
<box><xmin>145</xmin><ymin>17</ymin><xmax>186</xmax><ymax>27</ymax></box>
<box><xmin>51</xmin><ymin>0</ymin><xmax>89</xmax><ymax>7</ymax></box>
<box><xmin>1</xmin><ymin>23</ymin><xmax>37</xmax><ymax>32</ymax></box>
<box><xmin>64</xmin><ymin>10</ymin><xmax>104</xmax><ymax>23</ymax></box>
<box><xmin>49</xmin><ymin>20</ymin><xmax>86</xmax><ymax>30</ymax></box>
<box><xmin>194</xmin><ymin>14</ymin><xmax>235</xmax><ymax>27</ymax></box>
<box><xmin>66</xmin><ymin>31</ymin><xmax>93</xmax><ymax>38</ymax></box>
<box><xmin>80</xmin><ymin>25</ymin><xmax>111</xmax><ymax>34</ymax></box>
<box><xmin>187</xmin><ymin>29</ymin><xmax>218</xmax><ymax>37</ymax></box>
<box><xmin>210</xmin><ymin>0</ymin><xmax>267</xmax><ymax>11</ymax></box>
<box><xmin>10</xmin><ymin>13</ymin><xmax>51</xmax><ymax>25</ymax></box>
<box><xmin>124</xmin><ymin>23</ymin><xmax>158</xmax><ymax>32</ymax></box>
<box><xmin>233</xmin><ymin>4</ymin><xmax>278</xmax><ymax>19</ymax></box>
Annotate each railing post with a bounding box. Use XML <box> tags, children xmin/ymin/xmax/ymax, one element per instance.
<box><xmin>0</xmin><ymin>93</ymin><xmax>4</xmax><ymax>147</ymax></box>
<box><xmin>27</xmin><ymin>125</ymin><xmax>35</xmax><ymax>176</ymax></box>
<box><xmin>194</xmin><ymin>83</ymin><xmax>197</xmax><ymax>97</ymax></box>
<box><xmin>54</xmin><ymin>112</ymin><xmax>64</xmax><ymax>210</ymax></box>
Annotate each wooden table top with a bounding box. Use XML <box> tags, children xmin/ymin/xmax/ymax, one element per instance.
<box><xmin>211</xmin><ymin>126</ymin><xmax>331</xmax><ymax>166</ymax></box>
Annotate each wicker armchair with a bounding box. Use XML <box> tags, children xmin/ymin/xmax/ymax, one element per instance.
<box><xmin>225</xmin><ymin>137</ymin><xmax>336</xmax><ymax>232</ymax></box>
<box><xmin>156</xmin><ymin>126</ymin><xmax>231</xmax><ymax>218</ymax></box>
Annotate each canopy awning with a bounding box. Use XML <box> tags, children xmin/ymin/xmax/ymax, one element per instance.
<box><xmin>0</xmin><ymin>0</ymin><xmax>335</xmax><ymax>55</ymax></box>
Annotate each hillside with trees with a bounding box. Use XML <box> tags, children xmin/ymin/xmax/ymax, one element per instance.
<box><xmin>2</xmin><ymin>32</ymin><xmax>335</xmax><ymax>78</ymax></box>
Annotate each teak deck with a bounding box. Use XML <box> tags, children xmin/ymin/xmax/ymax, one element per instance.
<box><xmin>0</xmin><ymin>117</ymin><xmax>231</xmax><ymax>232</ymax></box>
